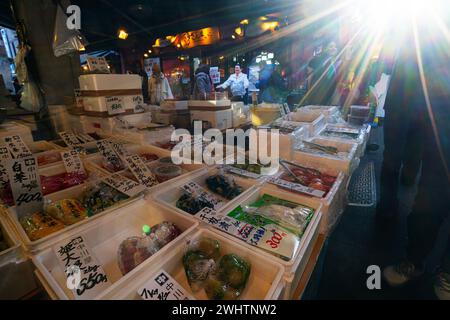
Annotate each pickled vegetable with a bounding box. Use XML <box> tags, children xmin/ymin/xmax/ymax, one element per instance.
<box><xmin>206</xmin><ymin>174</ymin><xmax>243</xmax><ymax>200</ymax></box>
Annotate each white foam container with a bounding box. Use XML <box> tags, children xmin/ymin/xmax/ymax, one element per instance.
<box><xmin>300</xmin><ymin>105</ymin><xmax>341</xmax><ymax>123</ymax></box>
<box><xmin>151</xmin><ymin>166</ymin><xmax>261</xmax><ymax>217</ymax></box>
<box><xmin>190</xmin><ymin>109</ymin><xmax>233</xmax><ymax>130</ymax></box>
<box><xmin>83</xmin><ymin>95</ymin><xmax>142</xmax><ymax>114</ymax></box>
<box><xmin>256</xmin><ymin>126</ymin><xmax>308</xmax><ymax>161</ymax></box>
<box><xmin>317</xmin><ymin>124</ymin><xmax>371</xmax><ymax>158</ymax></box>
<box><xmin>292</xmin><ymin>137</ymin><xmax>359</xmax><ymax>175</ymax></box>
<box><xmin>263</xmin><ymin>165</ymin><xmax>347</xmax><ymax>236</ymax></box>
<box><xmin>0</xmin><ymin>121</ymin><xmax>34</xmax><ymax>144</ymax></box>
<box><xmin>207</xmin><ymin>185</ymin><xmax>322</xmax><ymax>300</ymax></box>
<box><xmin>2</xmin><ymin>177</ymin><xmax>142</xmax><ymax>254</ymax></box>
<box><xmin>188</xmin><ymin>100</ymin><xmax>232</xmax><ymax>108</ymax></box>
<box><xmin>0</xmin><ymin>214</ymin><xmax>37</xmax><ymax>299</ymax></box>
<box><xmin>114</xmin><ymin>124</ymin><xmax>175</xmax><ymax>146</ymax></box>
<box><xmin>39</xmin><ymin>162</ymin><xmax>92</xmax><ymax>195</ymax></box>
<box><xmin>97</xmin><ymin>227</ymin><xmax>285</xmax><ymax>300</ymax></box>
<box><xmin>160</xmin><ymin>100</ymin><xmax>189</xmax><ymax>111</ymax></box>
<box><xmin>283</xmin><ymin>112</ymin><xmax>326</xmax><ymax>136</ymax></box>
<box><xmin>32</xmin><ymin>199</ymin><xmax>198</xmax><ymax>300</ymax></box>
<box><xmin>79</xmin><ymin>74</ymin><xmax>142</xmax><ymax>91</ymax></box>
<box><xmin>29</xmin><ymin>141</ymin><xmax>64</xmax><ymax>168</ymax></box>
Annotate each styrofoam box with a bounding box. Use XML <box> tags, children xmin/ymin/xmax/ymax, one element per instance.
<box><xmin>151</xmin><ymin>166</ymin><xmax>262</xmax><ymax>217</ymax></box>
<box><xmin>188</xmin><ymin>100</ymin><xmax>231</xmax><ymax>108</ymax></box>
<box><xmin>0</xmin><ymin>215</ymin><xmax>37</xmax><ymax>299</ymax></box>
<box><xmin>256</xmin><ymin>126</ymin><xmax>308</xmax><ymax>161</ymax></box>
<box><xmin>283</xmin><ymin>112</ymin><xmax>326</xmax><ymax>137</ymax></box>
<box><xmin>160</xmin><ymin>100</ymin><xmax>189</xmax><ymax>111</ymax></box>
<box><xmin>293</xmin><ymin>137</ymin><xmax>359</xmax><ymax>175</ymax></box>
<box><xmin>80</xmin><ymin>113</ymin><xmax>149</xmax><ymax>135</ymax></box>
<box><xmin>263</xmin><ymin>165</ymin><xmax>347</xmax><ymax>236</ymax></box>
<box><xmin>0</xmin><ymin>121</ymin><xmax>34</xmax><ymax>144</ymax></box>
<box><xmin>97</xmin><ymin>227</ymin><xmax>285</xmax><ymax>300</ymax></box>
<box><xmin>317</xmin><ymin>124</ymin><xmax>371</xmax><ymax>158</ymax></box>
<box><xmin>201</xmin><ymin>185</ymin><xmax>322</xmax><ymax>300</ymax></box>
<box><xmin>301</xmin><ymin>105</ymin><xmax>341</xmax><ymax>122</ymax></box>
<box><xmin>2</xmin><ymin>176</ymin><xmax>143</xmax><ymax>254</ymax></box>
<box><xmin>114</xmin><ymin>125</ymin><xmax>175</xmax><ymax>146</ymax></box>
<box><xmin>83</xmin><ymin>95</ymin><xmax>142</xmax><ymax>113</ymax></box>
<box><xmin>32</xmin><ymin>199</ymin><xmax>199</xmax><ymax>300</ymax></box>
<box><xmin>79</xmin><ymin>74</ymin><xmax>142</xmax><ymax>91</ymax></box>
<box><xmin>190</xmin><ymin>109</ymin><xmax>233</xmax><ymax>130</ymax></box>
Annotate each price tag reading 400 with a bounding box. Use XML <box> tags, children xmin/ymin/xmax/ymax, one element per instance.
<box><xmin>6</xmin><ymin>156</ymin><xmax>44</xmax><ymax>217</ymax></box>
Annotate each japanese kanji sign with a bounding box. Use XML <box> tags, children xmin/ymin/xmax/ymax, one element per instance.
<box><xmin>61</xmin><ymin>150</ymin><xmax>86</xmax><ymax>174</ymax></box>
<box><xmin>96</xmin><ymin>140</ymin><xmax>123</xmax><ymax>171</ymax></box>
<box><xmin>0</xmin><ymin>145</ymin><xmax>11</xmax><ymax>188</ymax></box>
<box><xmin>86</xmin><ymin>56</ymin><xmax>110</xmax><ymax>73</ymax></box>
<box><xmin>59</xmin><ymin>132</ymin><xmax>83</xmax><ymax>148</ymax></box>
<box><xmin>123</xmin><ymin>154</ymin><xmax>158</xmax><ymax>188</ymax></box>
<box><xmin>102</xmin><ymin>173</ymin><xmax>145</xmax><ymax>197</ymax></box>
<box><xmin>268</xmin><ymin>177</ymin><xmax>325</xmax><ymax>198</ymax></box>
<box><xmin>105</xmin><ymin>96</ymin><xmax>125</xmax><ymax>115</ymax></box>
<box><xmin>138</xmin><ymin>270</ymin><xmax>193</xmax><ymax>301</ymax></box>
<box><xmin>181</xmin><ymin>181</ymin><xmax>223</xmax><ymax>210</ymax></box>
<box><xmin>225</xmin><ymin>166</ymin><xmax>261</xmax><ymax>179</ymax></box>
<box><xmin>2</xmin><ymin>135</ymin><xmax>32</xmax><ymax>159</ymax></box>
<box><xmin>54</xmin><ymin>235</ymin><xmax>111</xmax><ymax>300</ymax></box>
<box><xmin>132</xmin><ymin>95</ymin><xmax>145</xmax><ymax>113</ymax></box>
<box><xmin>75</xmin><ymin>133</ymin><xmax>95</xmax><ymax>144</ymax></box>
<box><xmin>6</xmin><ymin>156</ymin><xmax>44</xmax><ymax>217</ymax></box>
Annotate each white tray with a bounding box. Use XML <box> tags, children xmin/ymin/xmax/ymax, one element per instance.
<box><xmin>97</xmin><ymin>227</ymin><xmax>285</xmax><ymax>300</ymax></box>
<box><xmin>32</xmin><ymin>199</ymin><xmax>198</xmax><ymax>300</ymax></box>
<box><xmin>283</xmin><ymin>112</ymin><xmax>326</xmax><ymax>136</ymax></box>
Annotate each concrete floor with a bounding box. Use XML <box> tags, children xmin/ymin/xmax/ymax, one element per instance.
<box><xmin>306</xmin><ymin>126</ymin><xmax>448</xmax><ymax>300</ymax></box>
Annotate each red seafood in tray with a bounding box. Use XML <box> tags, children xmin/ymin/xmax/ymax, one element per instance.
<box><xmin>279</xmin><ymin>160</ymin><xmax>336</xmax><ymax>196</ymax></box>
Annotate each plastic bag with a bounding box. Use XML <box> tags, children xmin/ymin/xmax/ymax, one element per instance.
<box><xmin>52</xmin><ymin>4</ymin><xmax>88</xmax><ymax>57</ymax></box>
<box><xmin>44</xmin><ymin>198</ymin><xmax>88</xmax><ymax>226</ymax></box>
<box><xmin>20</xmin><ymin>82</ymin><xmax>41</xmax><ymax>112</ymax></box>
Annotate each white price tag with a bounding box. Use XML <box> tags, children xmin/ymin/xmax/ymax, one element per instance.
<box><xmin>123</xmin><ymin>154</ymin><xmax>158</xmax><ymax>187</ymax></box>
<box><xmin>75</xmin><ymin>133</ymin><xmax>95</xmax><ymax>143</ymax></box>
<box><xmin>96</xmin><ymin>140</ymin><xmax>123</xmax><ymax>170</ymax></box>
<box><xmin>0</xmin><ymin>146</ymin><xmax>11</xmax><ymax>188</ymax></box>
<box><xmin>105</xmin><ymin>96</ymin><xmax>125</xmax><ymax>115</ymax></box>
<box><xmin>59</xmin><ymin>132</ymin><xmax>82</xmax><ymax>148</ymax></box>
<box><xmin>132</xmin><ymin>95</ymin><xmax>145</xmax><ymax>113</ymax></box>
<box><xmin>209</xmin><ymin>67</ymin><xmax>220</xmax><ymax>84</ymax></box>
<box><xmin>61</xmin><ymin>150</ymin><xmax>86</xmax><ymax>174</ymax></box>
<box><xmin>86</xmin><ymin>56</ymin><xmax>110</xmax><ymax>73</ymax></box>
<box><xmin>138</xmin><ymin>270</ymin><xmax>194</xmax><ymax>301</ymax></box>
<box><xmin>2</xmin><ymin>135</ymin><xmax>32</xmax><ymax>159</ymax></box>
<box><xmin>181</xmin><ymin>182</ymin><xmax>224</xmax><ymax>210</ymax></box>
<box><xmin>6</xmin><ymin>156</ymin><xmax>43</xmax><ymax>217</ymax></box>
<box><xmin>268</xmin><ymin>177</ymin><xmax>325</xmax><ymax>198</ymax></box>
<box><xmin>102</xmin><ymin>173</ymin><xmax>145</xmax><ymax>197</ymax></box>
<box><xmin>225</xmin><ymin>166</ymin><xmax>261</xmax><ymax>179</ymax></box>
<box><xmin>108</xmin><ymin>140</ymin><xmax>131</xmax><ymax>160</ymax></box>
<box><xmin>54</xmin><ymin>235</ymin><xmax>111</xmax><ymax>300</ymax></box>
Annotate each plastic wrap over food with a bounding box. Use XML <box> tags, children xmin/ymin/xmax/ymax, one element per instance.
<box><xmin>44</xmin><ymin>198</ymin><xmax>88</xmax><ymax>226</ymax></box>
<box><xmin>205</xmin><ymin>171</ymin><xmax>243</xmax><ymax>200</ymax></box>
<box><xmin>80</xmin><ymin>181</ymin><xmax>129</xmax><ymax>216</ymax></box>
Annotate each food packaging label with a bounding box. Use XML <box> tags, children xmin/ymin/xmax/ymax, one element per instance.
<box><xmin>138</xmin><ymin>269</ymin><xmax>194</xmax><ymax>301</ymax></box>
<box><xmin>268</xmin><ymin>177</ymin><xmax>325</xmax><ymax>198</ymax></box>
<box><xmin>123</xmin><ymin>154</ymin><xmax>158</xmax><ymax>187</ymax></box>
<box><xmin>181</xmin><ymin>181</ymin><xmax>224</xmax><ymax>210</ymax></box>
<box><xmin>75</xmin><ymin>133</ymin><xmax>95</xmax><ymax>143</ymax></box>
<box><xmin>6</xmin><ymin>156</ymin><xmax>44</xmax><ymax>218</ymax></box>
<box><xmin>61</xmin><ymin>150</ymin><xmax>86</xmax><ymax>174</ymax></box>
<box><xmin>53</xmin><ymin>235</ymin><xmax>111</xmax><ymax>300</ymax></box>
<box><xmin>225</xmin><ymin>166</ymin><xmax>261</xmax><ymax>179</ymax></box>
<box><xmin>106</xmin><ymin>96</ymin><xmax>125</xmax><ymax>115</ymax></box>
<box><xmin>2</xmin><ymin>135</ymin><xmax>32</xmax><ymax>159</ymax></box>
<box><xmin>102</xmin><ymin>173</ymin><xmax>145</xmax><ymax>197</ymax></box>
<box><xmin>59</xmin><ymin>132</ymin><xmax>83</xmax><ymax>148</ymax></box>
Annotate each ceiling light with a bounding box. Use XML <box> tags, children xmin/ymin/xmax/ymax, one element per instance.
<box><xmin>144</xmin><ymin>53</ymin><xmax>149</xmax><ymax>58</ymax></box>
<box><xmin>268</xmin><ymin>53</ymin><xmax>274</xmax><ymax>59</ymax></box>
<box><xmin>118</xmin><ymin>29</ymin><xmax>128</xmax><ymax>40</ymax></box>
<box><xmin>234</xmin><ymin>27</ymin><xmax>243</xmax><ymax>36</ymax></box>
<box><xmin>231</xmin><ymin>35</ymin><xmax>236</xmax><ymax>39</ymax></box>
<box><xmin>240</xmin><ymin>19</ymin><xmax>249</xmax><ymax>25</ymax></box>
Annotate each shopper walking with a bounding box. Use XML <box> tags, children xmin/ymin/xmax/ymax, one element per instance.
<box><xmin>381</xmin><ymin>15</ymin><xmax>450</xmax><ymax>300</ymax></box>
<box><xmin>148</xmin><ymin>64</ymin><xmax>173</xmax><ymax>105</ymax></box>
<box><xmin>216</xmin><ymin>65</ymin><xmax>249</xmax><ymax>102</ymax></box>
<box><xmin>193</xmin><ymin>64</ymin><xmax>213</xmax><ymax>100</ymax></box>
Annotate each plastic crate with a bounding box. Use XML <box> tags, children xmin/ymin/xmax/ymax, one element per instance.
<box><xmin>32</xmin><ymin>199</ymin><xmax>198</xmax><ymax>299</ymax></box>
<box><xmin>97</xmin><ymin>227</ymin><xmax>285</xmax><ymax>300</ymax></box>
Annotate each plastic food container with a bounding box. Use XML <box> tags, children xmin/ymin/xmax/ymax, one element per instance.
<box><xmin>153</xmin><ymin>164</ymin><xmax>182</xmax><ymax>182</ymax></box>
<box><xmin>292</xmin><ymin>137</ymin><xmax>359</xmax><ymax>175</ymax></box>
<box><xmin>250</xmin><ymin>106</ymin><xmax>281</xmax><ymax>126</ymax></box>
<box><xmin>97</xmin><ymin>228</ymin><xmax>285</xmax><ymax>300</ymax></box>
<box><xmin>300</xmin><ymin>105</ymin><xmax>341</xmax><ymax>123</ymax></box>
<box><xmin>317</xmin><ymin>124</ymin><xmax>371</xmax><ymax>158</ymax></box>
<box><xmin>32</xmin><ymin>199</ymin><xmax>198</xmax><ymax>300</ymax></box>
<box><xmin>151</xmin><ymin>166</ymin><xmax>260</xmax><ymax>217</ymax></box>
<box><xmin>0</xmin><ymin>122</ymin><xmax>34</xmax><ymax>145</ymax></box>
<box><xmin>0</xmin><ymin>214</ymin><xmax>36</xmax><ymax>300</ymax></box>
<box><xmin>263</xmin><ymin>163</ymin><xmax>347</xmax><ymax>236</ymax></box>
<box><xmin>214</xmin><ymin>186</ymin><xmax>322</xmax><ymax>300</ymax></box>
<box><xmin>1</xmin><ymin>179</ymin><xmax>142</xmax><ymax>253</ymax></box>
<box><xmin>39</xmin><ymin>163</ymin><xmax>91</xmax><ymax>196</ymax></box>
<box><xmin>283</xmin><ymin>112</ymin><xmax>326</xmax><ymax>136</ymax></box>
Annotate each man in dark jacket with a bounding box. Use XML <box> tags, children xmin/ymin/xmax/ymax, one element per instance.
<box><xmin>193</xmin><ymin>64</ymin><xmax>212</xmax><ymax>100</ymax></box>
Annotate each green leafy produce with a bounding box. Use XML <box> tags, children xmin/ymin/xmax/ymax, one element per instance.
<box><xmin>206</xmin><ymin>174</ymin><xmax>243</xmax><ymax>200</ymax></box>
<box><xmin>217</xmin><ymin>254</ymin><xmax>251</xmax><ymax>289</ymax></box>
<box><xmin>176</xmin><ymin>193</ymin><xmax>215</xmax><ymax>215</ymax></box>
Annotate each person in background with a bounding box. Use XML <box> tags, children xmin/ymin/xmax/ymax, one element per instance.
<box><xmin>305</xmin><ymin>41</ymin><xmax>340</xmax><ymax>105</ymax></box>
<box><xmin>148</xmin><ymin>64</ymin><xmax>173</xmax><ymax>105</ymax></box>
<box><xmin>193</xmin><ymin>64</ymin><xmax>213</xmax><ymax>100</ymax></box>
<box><xmin>216</xmin><ymin>65</ymin><xmax>249</xmax><ymax>102</ymax></box>
<box><xmin>130</xmin><ymin>61</ymin><xmax>149</xmax><ymax>103</ymax></box>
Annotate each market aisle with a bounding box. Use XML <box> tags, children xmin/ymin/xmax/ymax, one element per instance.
<box><xmin>310</xmin><ymin>126</ymin><xmax>446</xmax><ymax>300</ymax></box>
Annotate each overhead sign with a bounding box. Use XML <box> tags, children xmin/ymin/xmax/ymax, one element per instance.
<box><xmin>86</xmin><ymin>56</ymin><xmax>110</xmax><ymax>73</ymax></box>
<box><xmin>178</xmin><ymin>27</ymin><xmax>221</xmax><ymax>49</ymax></box>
